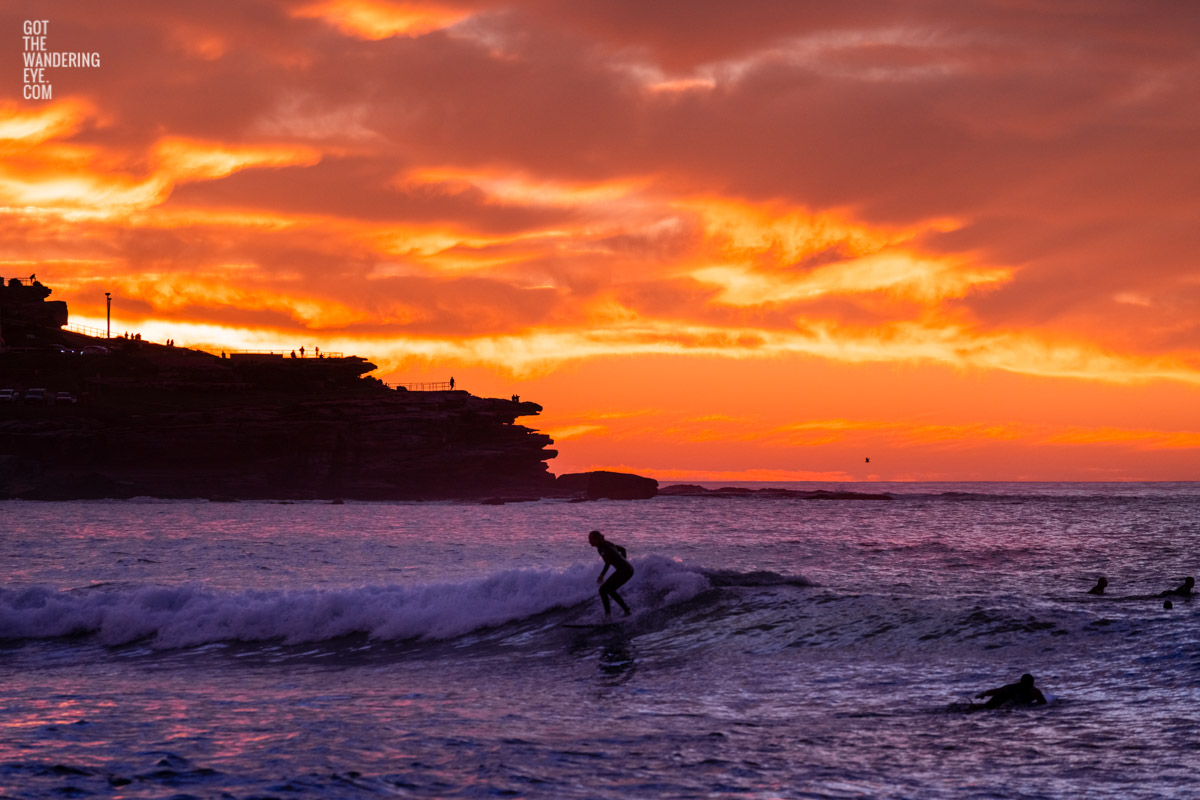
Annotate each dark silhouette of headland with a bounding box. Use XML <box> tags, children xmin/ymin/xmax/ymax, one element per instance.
<box><xmin>0</xmin><ymin>277</ymin><xmax>654</xmax><ymax>502</ymax></box>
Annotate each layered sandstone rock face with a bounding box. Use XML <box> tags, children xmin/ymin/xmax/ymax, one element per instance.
<box><xmin>0</xmin><ymin>340</ymin><xmax>558</xmax><ymax>500</ymax></box>
<box><xmin>0</xmin><ymin>384</ymin><xmax>559</xmax><ymax>500</ymax></box>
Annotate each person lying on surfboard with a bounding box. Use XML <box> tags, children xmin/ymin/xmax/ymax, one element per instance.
<box><xmin>589</xmin><ymin>530</ymin><xmax>633</xmax><ymax>617</ymax></box>
<box><xmin>975</xmin><ymin>673</ymin><xmax>1047</xmax><ymax>708</ymax></box>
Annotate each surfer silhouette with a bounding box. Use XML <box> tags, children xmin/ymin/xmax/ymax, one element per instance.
<box><xmin>975</xmin><ymin>673</ymin><xmax>1047</xmax><ymax>709</ymax></box>
<box><xmin>1087</xmin><ymin>576</ymin><xmax>1107</xmax><ymax>595</ymax></box>
<box><xmin>1160</xmin><ymin>576</ymin><xmax>1194</xmax><ymax>597</ymax></box>
<box><xmin>589</xmin><ymin>530</ymin><xmax>633</xmax><ymax>617</ymax></box>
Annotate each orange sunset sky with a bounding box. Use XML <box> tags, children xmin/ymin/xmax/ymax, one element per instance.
<box><xmin>4</xmin><ymin>1</ymin><xmax>1199</xmax><ymax>481</ymax></box>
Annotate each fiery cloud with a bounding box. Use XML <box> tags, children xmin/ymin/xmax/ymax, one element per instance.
<box><xmin>4</xmin><ymin>0</ymin><xmax>1199</xmax><ymax>479</ymax></box>
<box><xmin>293</xmin><ymin>0</ymin><xmax>472</xmax><ymax>39</ymax></box>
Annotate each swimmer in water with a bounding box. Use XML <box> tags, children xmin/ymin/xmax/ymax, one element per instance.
<box><xmin>588</xmin><ymin>530</ymin><xmax>633</xmax><ymax>617</ymax></box>
<box><xmin>1087</xmin><ymin>576</ymin><xmax>1107</xmax><ymax>595</ymax></box>
<box><xmin>975</xmin><ymin>673</ymin><xmax>1047</xmax><ymax>709</ymax></box>
<box><xmin>1160</xmin><ymin>576</ymin><xmax>1194</xmax><ymax>597</ymax></box>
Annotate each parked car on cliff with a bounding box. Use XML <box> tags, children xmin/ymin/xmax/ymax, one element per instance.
<box><xmin>0</xmin><ymin>389</ymin><xmax>15</xmax><ymax>404</ymax></box>
<box><xmin>23</xmin><ymin>388</ymin><xmax>47</xmax><ymax>405</ymax></box>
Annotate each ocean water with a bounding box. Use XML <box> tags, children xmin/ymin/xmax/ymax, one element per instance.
<box><xmin>1</xmin><ymin>483</ymin><xmax>1198</xmax><ymax>799</ymax></box>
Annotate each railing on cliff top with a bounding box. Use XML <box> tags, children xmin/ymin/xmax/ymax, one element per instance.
<box><xmin>384</xmin><ymin>381</ymin><xmax>456</xmax><ymax>392</ymax></box>
<box><xmin>64</xmin><ymin>322</ymin><xmax>109</xmax><ymax>338</ymax></box>
<box><xmin>209</xmin><ymin>349</ymin><xmax>346</xmax><ymax>359</ymax></box>
<box><xmin>62</xmin><ymin>329</ymin><xmax>347</xmax><ymax>360</ymax></box>
<box><xmin>63</xmin><ymin>323</ymin><xmax>160</xmax><ymax>344</ymax></box>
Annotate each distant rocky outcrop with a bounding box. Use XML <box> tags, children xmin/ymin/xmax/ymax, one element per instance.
<box><xmin>659</xmin><ymin>484</ymin><xmax>891</xmax><ymax>500</ymax></box>
<box><xmin>554</xmin><ymin>470</ymin><xmax>659</xmax><ymax>500</ymax></box>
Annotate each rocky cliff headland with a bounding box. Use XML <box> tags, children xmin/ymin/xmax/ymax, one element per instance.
<box><xmin>0</xmin><ymin>278</ymin><xmax>653</xmax><ymax>501</ymax></box>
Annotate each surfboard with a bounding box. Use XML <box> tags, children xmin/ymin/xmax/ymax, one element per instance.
<box><xmin>562</xmin><ymin>622</ymin><xmax>622</xmax><ymax>629</ymax></box>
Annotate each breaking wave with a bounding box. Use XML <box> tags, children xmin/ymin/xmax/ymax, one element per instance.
<box><xmin>0</xmin><ymin>556</ymin><xmax>714</xmax><ymax>649</ymax></box>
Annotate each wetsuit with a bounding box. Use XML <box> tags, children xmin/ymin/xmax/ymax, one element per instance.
<box><xmin>978</xmin><ymin>681</ymin><xmax>1047</xmax><ymax>708</ymax></box>
<box><xmin>596</xmin><ymin>540</ymin><xmax>634</xmax><ymax>616</ymax></box>
<box><xmin>1161</xmin><ymin>581</ymin><xmax>1193</xmax><ymax>598</ymax></box>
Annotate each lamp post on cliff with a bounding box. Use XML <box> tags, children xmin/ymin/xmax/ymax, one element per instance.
<box><xmin>105</xmin><ymin>292</ymin><xmax>111</xmax><ymax>339</ymax></box>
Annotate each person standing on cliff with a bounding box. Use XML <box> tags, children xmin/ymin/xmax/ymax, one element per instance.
<box><xmin>450</xmin><ymin>376</ymin><xmax>455</xmax><ymax>390</ymax></box>
<box><xmin>589</xmin><ymin>530</ymin><xmax>633</xmax><ymax>617</ymax></box>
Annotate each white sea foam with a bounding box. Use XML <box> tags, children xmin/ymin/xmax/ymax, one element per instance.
<box><xmin>0</xmin><ymin>556</ymin><xmax>712</xmax><ymax>649</ymax></box>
